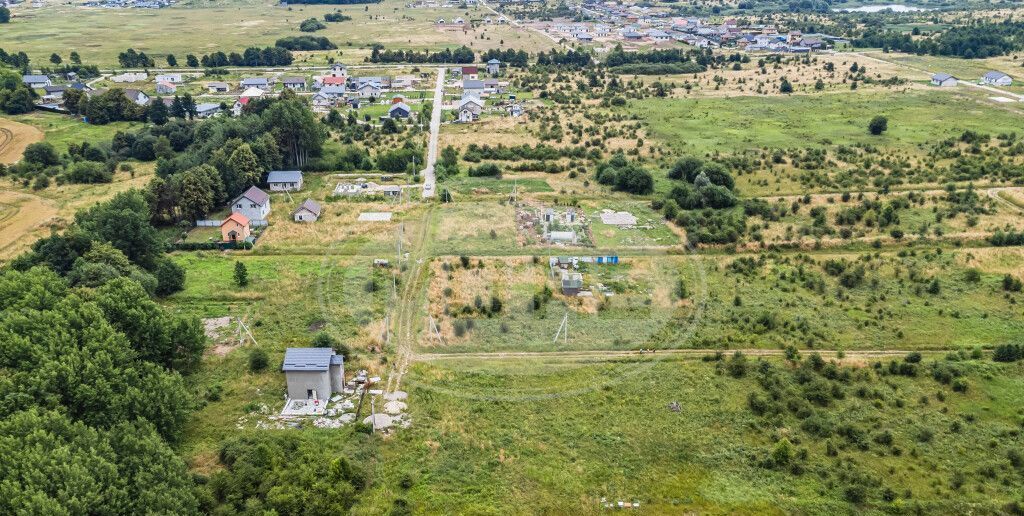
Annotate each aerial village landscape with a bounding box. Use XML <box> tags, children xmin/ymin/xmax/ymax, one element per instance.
<box><xmin>2</xmin><ymin>0</ymin><xmax>1024</xmax><ymax>512</ymax></box>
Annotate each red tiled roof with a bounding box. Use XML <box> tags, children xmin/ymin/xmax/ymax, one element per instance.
<box><xmin>222</xmin><ymin>212</ymin><xmax>250</xmax><ymax>227</ymax></box>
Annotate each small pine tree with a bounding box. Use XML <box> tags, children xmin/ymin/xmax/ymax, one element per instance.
<box><xmin>234</xmin><ymin>261</ymin><xmax>249</xmax><ymax>287</ymax></box>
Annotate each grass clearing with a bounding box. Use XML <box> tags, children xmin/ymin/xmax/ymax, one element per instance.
<box><xmin>356</xmin><ymin>357</ymin><xmax>1024</xmax><ymax>514</ymax></box>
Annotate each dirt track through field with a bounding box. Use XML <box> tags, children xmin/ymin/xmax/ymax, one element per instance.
<box><xmin>414</xmin><ymin>348</ymin><xmax>954</xmax><ymax>363</ymax></box>
<box><xmin>0</xmin><ymin>118</ymin><xmax>45</xmax><ymax>164</ymax></box>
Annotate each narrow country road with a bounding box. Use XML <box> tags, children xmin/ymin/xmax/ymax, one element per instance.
<box><xmin>421</xmin><ymin>67</ymin><xmax>444</xmax><ymax>199</ymax></box>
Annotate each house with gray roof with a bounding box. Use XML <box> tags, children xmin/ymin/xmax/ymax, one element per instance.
<box><xmin>267</xmin><ymin>170</ymin><xmax>304</xmax><ymax>191</ymax></box>
<box><xmin>981</xmin><ymin>71</ymin><xmax>1012</xmax><ymax>86</ymax></box>
<box><xmin>207</xmin><ymin>81</ymin><xmax>230</xmax><ymax>93</ymax></box>
<box><xmin>282</xmin><ymin>347</ymin><xmax>344</xmax><ymax>401</ymax></box>
<box><xmin>240</xmin><ymin>77</ymin><xmax>270</xmax><ymax>90</ymax></box>
<box><xmin>231</xmin><ymin>185</ymin><xmax>271</xmax><ymax>221</ymax></box>
<box><xmin>931</xmin><ymin>73</ymin><xmax>957</xmax><ymax>87</ymax></box>
<box><xmin>463</xmin><ymin>79</ymin><xmax>484</xmax><ymax>97</ymax></box>
<box><xmin>388</xmin><ymin>101</ymin><xmax>412</xmax><ymax>119</ymax></box>
<box><xmin>487</xmin><ymin>58</ymin><xmax>501</xmax><ymax>75</ymax></box>
<box><xmin>195</xmin><ymin>103</ymin><xmax>222</xmax><ymax>118</ymax></box>
<box><xmin>22</xmin><ymin>75</ymin><xmax>51</xmax><ymax>88</ymax></box>
<box><xmin>292</xmin><ymin>198</ymin><xmax>322</xmax><ymax>222</ymax></box>
<box><xmin>281</xmin><ymin>77</ymin><xmax>307</xmax><ymax>91</ymax></box>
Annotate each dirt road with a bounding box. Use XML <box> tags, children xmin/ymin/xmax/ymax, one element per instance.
<box><xmin>420</xmin><ymin>68</ymin><xmax>444</xmax><ymax>199</ymax></box>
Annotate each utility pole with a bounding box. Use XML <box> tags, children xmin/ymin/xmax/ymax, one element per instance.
<box><xmin>428</xmin><ymin>315</ymin><xmax>444</xmax><ymax>344</ymax></box>
<box><xmin>553</xmin><ymin>312</ymin><xmax>568</xmax><ymax>344</ymax></box>
<box><xmin>396</xmin><ymin>223</ymin><xmax>404</xmax><ymax>264</ymax></box>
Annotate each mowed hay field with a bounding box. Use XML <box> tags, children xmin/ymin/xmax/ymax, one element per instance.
<box><xmin>0</xmin><ymin>165</ymin><xmax>155</xmax><ymax>260</ymax></box>
<box><xmin>357</xmin><ymin>357</ymin><xmax>1024</xmax><ymax>514</ymax></box>
<box><xmin>0</xmin><ymin>0</ymin><xmax>556</xmax><ymax>67</ymax></box>
<box><xmin>0</xmin><ymin>117</ymin><xmax>44</xmax><ymax>164</ymax></box>
<box><xmin>0</xmin><ymin>113</ymin><xmax>150</xmax><ymax>261</ymax></box>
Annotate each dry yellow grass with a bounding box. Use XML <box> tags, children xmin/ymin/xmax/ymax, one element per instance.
<box><xmin>256</xmin><ymin>198</ymin><xmax>427</xmax><ymax>251</ymax></box>
<box><xmin>0</xmin><ymin>165</ymin><xmax>154</xmax><ymax>260</ymax></box>
<box><xmin>0</xmin><ymin>117</ymin><xmax>45</xmax><ymax>164</ymax></box>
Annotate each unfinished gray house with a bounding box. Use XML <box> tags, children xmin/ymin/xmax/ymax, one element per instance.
<box><xmin>282</xmin><ymin>347</ymin><xmax>344</xmax><ymax>401</ymax></box>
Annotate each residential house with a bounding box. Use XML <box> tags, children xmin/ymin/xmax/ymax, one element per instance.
<box><xmin>574</xmin><ymin>32</ymin><xmax>594</xmax><ymax>42</ymax></box>
<box><xmin>232</xmin><ymin>87</ymin><xmax>265</xmax><ymax>116</ymax></box>
<box><xmin>122</xmin><ymin>89</ymin><xmax>150</xmax><ymax>106</ymax></box>
<box><xmin>648</xmin><ymin>29</ymin><xmax>671</xmax><ymax>42</ymax></box>
<box><xmin>318</xmin><ymin>75</ymin><xmax>346</xmax><ymax>89</ymax></box>
<box><xmin>560</xmin><ymin>271</ymin><xmax>583</xmax><ymax>295</ymax></box>
<box><xmin>292</xmin><ymin>199</ymin><xmax>322</xmax><ymax>223</ymax></box>
<box><xmin>207</xmin><ymin>81</ymin><xmax>230</xmax><ymax>93</ymax></box>
<box><xmin>461</xmin><ymin>66</ymin><xmax>479</xmax><ymax>80</ymax></box>
<box><xmin>319</xmin><ymin>85</ymin><xmax>348</xmax><ymax>99</ymax></box>
<box><xmin>389</xmin><ymin>102</ymin><xmax>412</xmax><ymax>119</ymax></box>
<box><xmin>453</xmin><ymin>16</ymin><xmax>465</xmax><ymax>24</ymax></box>
<box><xmin>482</xmin><ymin>78</ymin><xmax>503</xmax><ymax>94</ymax></box>
<box><xmin>355</xmin><ymin>82</ymin><xmax>381</xmax><ymax>98</ymax></box>
<box><xmin>311</xmin><ymin>92</ymin><xmax>336</xmax><ymax>109</ymax></box>
<box><xmin>42</xmin><ymin>85</ymin><xmax>66</xmax><ymax>100</ymax></box>
<box><xmin>799</xmin><ymin>37</ymin><xmax>827</xmax><ymax>49</ymax></box>
<box><xmin>281</xmin><ymin>77</ymin><xmax>307</xmax><ymax>91</ymax></box>
<box><xmin>463</xmin><ymin>79</ymin><xmax>484</xmax><ymax>97</ymax></box>
<box><xmin>267</xmin><ymin>170</ymin><xmax>304</xmax><ymax>192</ymax></box>
<box><xmin>622</xmin><ymin>30</ymin><xmax>644</xmax><ymax>40</ymax></box>
<box><xmin>982</xmin><ymin>71</ymin><xmax>1012</xmax><ymax>86</ymax></box>
<box><xmin>195</xmin><ymin>103</ymin><xmax>222</xmax><ymax>118</ymax></box>
<box><xmin>458</xmin><ymin>96</ymin><xmax>483</xmax><ymax>122</ymax></box>
<box><xmin>156</xmin><ymin>81</ymin><xmax>177</xmax><ymax>95</ymax></box>
<box><xmin>22</xmin><ymin>75</ymin><xmax>51</xmax><ymax>89</ymax></box>
<box><xmin>931</xmin><ymin>73</ymin><xmax>957</xmax><ymax>87</ymax></box>
<box><xmin>220</xmin><ymin>212</ymin><xmax>251</xmax><ymax>243</ymax></box>
<box><xmin>486</xmin><ymin>58</ymin><xmax>501</xmax><ymax>75</ymax></box>
<box><xmin>329</xmin><ymin>63</ymin><xmax>347</xmax><ymax>77</ymax></box>
<box><xmin>240</xmin><ymin>77</ymin><xmax>270</xmax><ymax>91</ymax></box>
<box><xmin>231</xmin><ymin>185</ymin><xmax>271</xmax><ymax>221</ymax></box>
<box><xmin>282</xmin><ymin>347</ymin><xmax>344</xmax><ymax>402</ymax></box>
<box><xmin>155</xmin><ymin>73</ymin><xmax>183</xmax><ymax>84</ymax></box>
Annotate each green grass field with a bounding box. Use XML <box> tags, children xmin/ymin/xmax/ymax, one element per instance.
<box><xmin>352</xmin><ymin>356</ymin><xmax>1024</xmax><ymax>514</ymax></box>
<box><xmin>0</xmin><ymin>0</ymin><xmax>556</xmax><ymax>68</ymax></box>
<box><xmin>6</xmin><ymin>111</ymin><xmax>140</xmax><ymax>153</ymax></box>
<box><xmin>632</xmin><ymin>88</ymin><xmax>1024</xmax><ymax>160</ymax></box>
